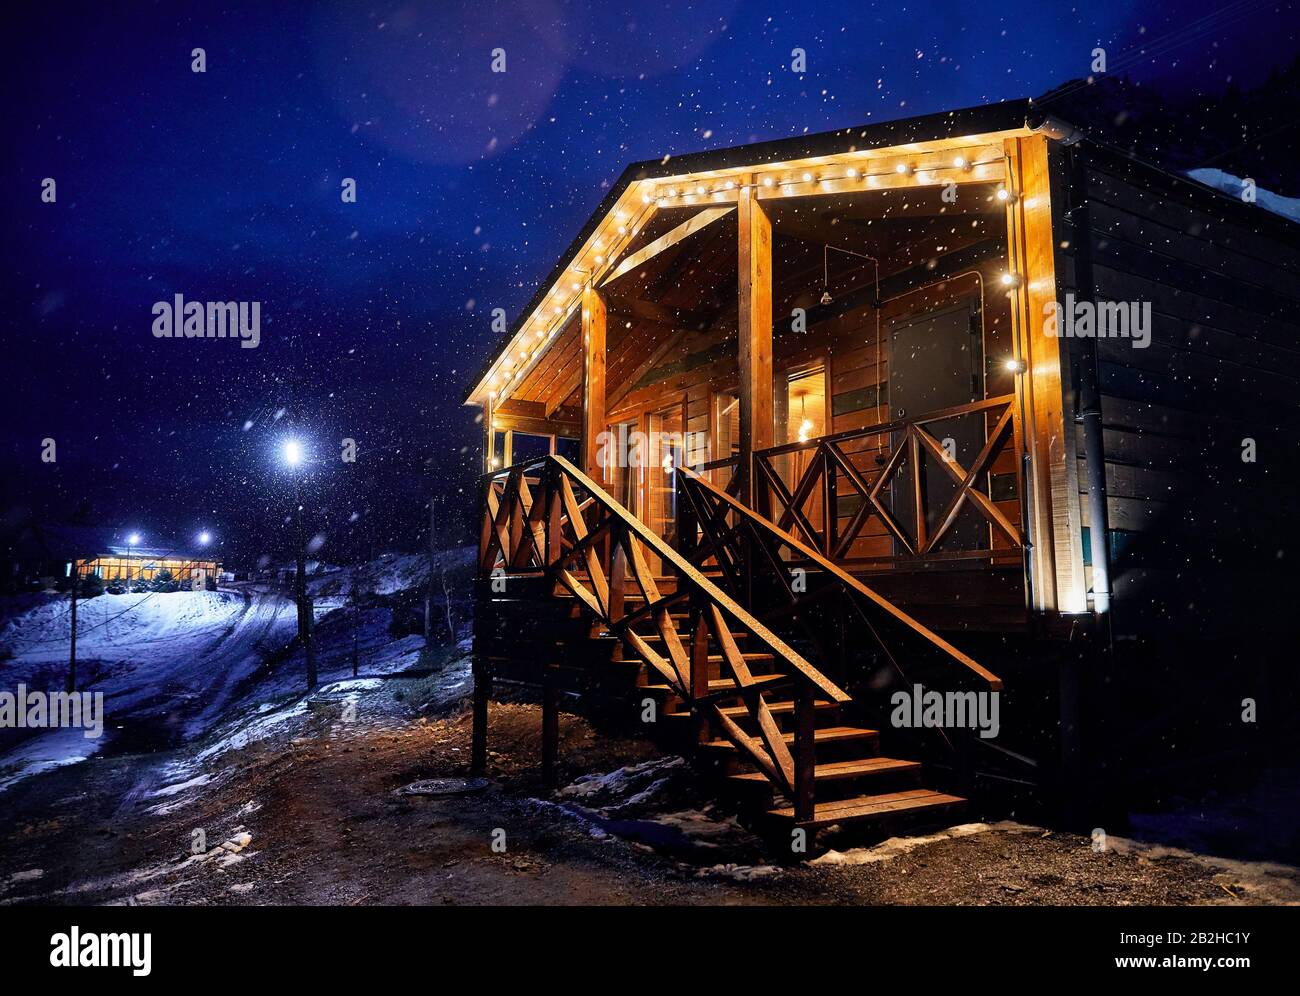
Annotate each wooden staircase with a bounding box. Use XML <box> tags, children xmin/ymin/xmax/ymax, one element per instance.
<box><xmin>606</xmin><ymin>587</ymin><xmax>965</xmax><ymax>834</ymax></box>
<box><xmin>475</xmin><ymin>455</ymin><xmax>997</xmax><ymax>843</ymax></box>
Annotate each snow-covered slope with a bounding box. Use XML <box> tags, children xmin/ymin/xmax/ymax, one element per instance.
<box><xmin>0</xmin><ymin>548</ymin><xmax>475</xmax><ymax>794</ymax></box>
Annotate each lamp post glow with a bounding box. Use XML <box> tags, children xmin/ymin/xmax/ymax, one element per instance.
<box><xmin>126</xmin><ymin>532</ymin><xmax>141</xmax><ymax>592</ymax></box>
<box><xmin>280</xmin><ymin>437</ymin><xmax>317</xmax><ymax>690</ymax></box>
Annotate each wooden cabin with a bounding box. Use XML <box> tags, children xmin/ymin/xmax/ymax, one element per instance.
<box><xmin>75</xmin><ymin>548</ymin><xmax>222</xmax><ymax>590</ymax></box>
<box><xmin>3</xmin><ymin>524</ymin><xmax>222</xmax><ymax>592</ymax></box>
<box><xmin>465</xmin><ymin>99</ymin><xmax>1300</xmax><ymax>839</ymax></box>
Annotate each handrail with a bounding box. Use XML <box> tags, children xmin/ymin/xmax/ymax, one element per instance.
<box><xmin>756</xmin><ymin>394</ymin><xmax>1016</xmax><ymax>460</ymax></box>
<box><xmin>478</xmin><ymin>453</ymin><xmax>853</xmax><ymax>819</ymax></box>
<box><xmin>752</xmin><ymin>393</ymin><xmax>1022</xmax><ymax>563</ymax></box>
<box><xmin>680</xmin><ymin>467</ymin><xmax>1002</xmax><ymax>691</ymax></box>
<box><xmin>546</xmin><ymin>456</ymin><xmax>848</xmax><ymax>703</ymax></box>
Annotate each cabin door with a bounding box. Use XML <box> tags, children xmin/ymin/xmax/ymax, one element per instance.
<box><xmin>646</xmin><ymin>403</ymin><xmax>685</xmax><ymax>570</ymax></box>
<box><xmin>773</xmin><ymin>365</ymin><xmax>829</xmax><ymax>537</ymax></box>
<box><xmin>888</xmin><ymin>302</ymin><xmax>984</xmax><ymax>555</ymax></box>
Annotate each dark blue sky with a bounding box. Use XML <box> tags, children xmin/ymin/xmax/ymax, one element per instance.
<box><xmin>3</xmin><ymin>0</ymin><xmax>1296</xmax><ymax>562</ymax></box>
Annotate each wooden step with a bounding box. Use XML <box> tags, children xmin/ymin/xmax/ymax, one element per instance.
<box><xmin>728</xmin><ymin>756</ymin><xmax>920</xmax><ymax>785</ymax></box>
<box><xmin>703</xmin><ymin>725</ymin><xmax>878</xmax><ymax>751</ymax></box>
<box><xmin>667</xmin><ymin>698</ymin><xmax>836</xmax><ymax>720</ymax></box>
<box><xmin>642</xmin><ymin>674</ymin><xmax>787</xmax><ymax>696</ymax></box>
<box><xmin>636</xmin><ymin>630</ymin><xmax>750</xmax><ymax>644</ymax></box>
<box><xmin>625</xmin><ymin>652</ymin><xmax>776</xmax><ymax>670</ymax></box>
<box><xmin>767</xmin><ymin>788</ymin><xmax>965</xmax><ymax>829</ymax></box>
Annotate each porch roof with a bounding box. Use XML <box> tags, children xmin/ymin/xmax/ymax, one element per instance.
<box><xmin>462</xmin><ymin>98</ymin><xmax>1043</xmax><ymax>410</ymax></box>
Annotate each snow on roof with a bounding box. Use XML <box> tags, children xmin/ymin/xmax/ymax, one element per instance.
<box><xmin>1185</xmin><ymin>168</ymin><xmax>1300</xmax><ymax>225</ymax></box>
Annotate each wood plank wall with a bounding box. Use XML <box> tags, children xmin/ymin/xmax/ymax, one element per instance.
<box><xmin>1053</xmin><ymin>145</ymin><xmax>1300</xmax><ymax>634</ymax></box>
<box><xmin>606</xmin><ymin>257</ymin><xmax>1020</xmax><ymax>567</ymax></box>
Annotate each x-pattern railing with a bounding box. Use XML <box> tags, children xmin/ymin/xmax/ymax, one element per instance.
<box><xmin>479</xmin><ymin>454</ymin><xmax>850</xmax><ymax>819</ymax></box>
<box><xmin>678</xmin><ymin>465</ymin><xmax>1002</xmax><ymax>777</ymax></box>
<box><xmin>754</xmin><ymin>395</ymin><xmax>1022</xmax><ymax>565</ymax></box>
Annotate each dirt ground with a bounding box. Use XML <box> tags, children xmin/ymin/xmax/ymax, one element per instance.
<box><xmin>3</xmin><ymin>673</ymin><xmax>1297</xmax><ymax>906</ymax></box>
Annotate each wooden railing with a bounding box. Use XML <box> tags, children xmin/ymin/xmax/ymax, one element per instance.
<box><xmin>680</xmin><ymin>467</ymin><xmax>1000</xmax><ymax>685</ymax></box>
<box><xmin>478</xmin><ymin>454</ymin><xmax>850</xmax><ymax>821</ymax></box>
<box><xmin>678</xmin><ymin>466</ymin><xmax>1002</xmax><ymax>777</ymax></box>
<box><xmin>753</xmin><ymin>395</ymin><xmax>1023</xmax><ymax>567</ymax></box>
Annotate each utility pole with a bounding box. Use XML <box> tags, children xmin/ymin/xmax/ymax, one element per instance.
<box><xmin>424</xmin><ymin>497</ymin><xmax>437</xmax><ymax>645</ymax></box>
<box><xmin>350</xmin><ymin>575</ymin><xmax>361</xmax><ymax>678</ymax></box>
<box><xmin>66</xmin><ymin>558</ymin><xmax>79</xmax><ymax>693</ymax></box>
<box><xmin>293</xmin><ymin>469</ymin><xmax>317</xmax><ymax>690</ymax></box>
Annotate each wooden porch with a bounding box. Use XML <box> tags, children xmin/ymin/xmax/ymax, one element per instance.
<box><xmin>474</xmin><ymin>454</ymin><xmax>1003</xmax><ymax>836</ymax></box>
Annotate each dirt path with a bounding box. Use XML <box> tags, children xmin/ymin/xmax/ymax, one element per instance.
<box><xmin>4</xmin><ymin>683</ymin><xmax>1295</xmax><ymax>906</ymax></box>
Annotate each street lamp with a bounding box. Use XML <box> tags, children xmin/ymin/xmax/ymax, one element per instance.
<box><xmin>196</xmin><ymin>531</ymin><xmax>213</xmax><ymax>590</ymax></box>
<box><xmin>281</xmin><ymin>437</ymin><xmax>316</xmax><ymax>690</ymax></box>
<box><xmin>126</xmin><ymin>532</ymin><xmax>141</xmax><ymax>592</ymax></box>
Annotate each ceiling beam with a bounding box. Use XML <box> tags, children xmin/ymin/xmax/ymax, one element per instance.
<box><xmin>600</xmin><ymin>206</ymin><xmax>734</xmax><ymax>287</ymax></box>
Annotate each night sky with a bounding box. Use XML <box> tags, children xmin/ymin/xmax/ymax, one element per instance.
<box><xmin>3</xmin><ymin>0</ymin><xmax>1296</xmax><ymax>566</ymax></box>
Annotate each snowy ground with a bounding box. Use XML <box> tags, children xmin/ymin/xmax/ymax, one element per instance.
<box><xmin>0</xmin><ymin>548</ymin><xmax>474</xmax><ymax>794</ymax></box>
<box><xmin>3</xmin><ymin>675</ymin><xmax>1294</xmax><ymax>906</ymax></box>
<box><xmin>1</xmin><ymin>547</ymin><xmax>1297</xmax><ymax>905</ymax></box>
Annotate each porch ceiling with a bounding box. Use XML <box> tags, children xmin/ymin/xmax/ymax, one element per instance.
<box><xmin>502</xmin><ymin>177</ymin><xmax>1006</xmax><ymax>419</ymax></box>
<box><xmin>467</xmin><ymin>100</ymin><xmax>1040</xmax><ymax>410</ymax></box>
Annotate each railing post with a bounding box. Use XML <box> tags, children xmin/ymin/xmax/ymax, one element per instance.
<box><xmin>821</xmin><ymin>444</ymin><xmax>836</xmax><ymax>558</ymax></box>
<box><xmin>471</xmin><ymin>653</ymin><xmax>491</xmax><ymax>776</ymax></box>
<box><xmin>541</xmin><ymin>661</ymin><xmax>559</xmax><ymax>788</ymax></box>
<box><xmin>608</xmin><ymin>525</ymin><xmax>626</xmax><ymax>626</ymax></box>
<box><xmin>544</xmin><ymin>461</ymin><xmax>560</xmax><ymax>565</ymax></box>
<box><xmin>908</xmin><ymin>426</ymin><xmax>927</xmax><ymax>553</ymax></box>
<box><xmin>690</xmin><ymin>596</ymin><xmax>711</xmax><ymax>745</ymax></box>
<box><xmin>676</xmin><ymin>472</ymin><xmax>698</xmax><ymax>562</ymax></box>
<box><xmin>793</xmin><ymin>683</ymin><xmax>817</xmax><ymax>824</ymax></box>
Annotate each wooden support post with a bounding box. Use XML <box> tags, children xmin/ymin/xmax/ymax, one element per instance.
<box><xmin>690</xmin><ymin>600</ymin><xmax>711</xmax><ymax>746</ymax></box>
<box><xmin>471</xmin><ymin>654</ymin><xmax>491</xmax><ymax>775</ymax></box>
<box><xmin>821</xmin><ymin>446</ymin><xmax>836</xmax><ymax>558</ymax></box>
<box><xmin>1004</xmin><ymin>134</ymin><xmax>1085</xmax><ymax>613</ymax></box>
<box><xmin>581</xmin><ymin>284</ymin><xmax>607</xmax><ymax>481</ymax></box>
<box><xmin>737</xmin><ymin>178</ymin><xmax>773</xmax><ymax>511</ymax></box>
<box><xmin>542</xmin><ymin>663</ymin><xmax>559</xmax><ymax>788</ymax></box>
<box><xmin>793</xmin><ymin>684</ymin><xmax>817</xmax><ymax>824</ymax></box>
<box><xmin>677</xmin><ymin>474</ymin><xmax>698</xmax><ymax>563</ymax></box>
<box><xmin>483</xmin><ymin>396</ymin><xmax>495</xmax><ymax>473</ymax></box>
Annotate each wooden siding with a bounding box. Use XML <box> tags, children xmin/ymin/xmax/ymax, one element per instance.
<box><xmin>1053</xmin><ymin>145</ymin><xmax>1300</xmax><ymax>634</ymax></box>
